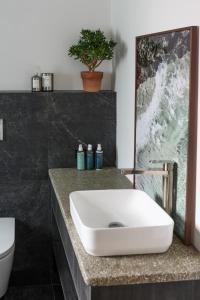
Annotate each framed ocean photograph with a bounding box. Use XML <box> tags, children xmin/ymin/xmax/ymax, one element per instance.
<box><xmin>135</xmin><ymin>27</ymin><xmax>198</xmax><ymax>244</ymax></box>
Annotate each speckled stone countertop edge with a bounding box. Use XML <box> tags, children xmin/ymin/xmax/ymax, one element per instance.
<box><xmin>48</xmin><ymin>168</ymin><xmax>200</xmax><ymax>287</ymax></box>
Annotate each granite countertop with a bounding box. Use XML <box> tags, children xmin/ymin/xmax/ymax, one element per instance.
<box><xmin>49</xmin><ymin>168</ymin><xmax>200</xmax><ymax>286</ymax></box>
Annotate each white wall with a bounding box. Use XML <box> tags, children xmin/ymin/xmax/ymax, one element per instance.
<box><xmin>0</xmin><ymin>0</ymin><xmax>111</xmax><ymax>90</ymax></box>
<box><xmin>111</xmin><ymin>0</ymin><xmax>200</xmax><ymax>249</ymax></box>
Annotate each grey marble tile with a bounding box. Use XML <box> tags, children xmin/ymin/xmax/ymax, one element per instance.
<box><xmin>0</xmin><ymin>93</ymin><xmax>48</xmax><ymax>122</ymax></box>
<box><xmin>0</xmin><ymin>121</ymin><xmax>48</xmax><ymax>180</ymax></box>
<box><xmin>49</xmin><ymin>92</ymin><xmax>116</xmax><ymax>123</ymax></box>
<box><xmin>3</xmin><ymin>285</ymin><xmax>53</xmax><ymax>300</ymax></box>
<box><xmin>0</xmin><ymin>180</ymin><xmax>52</xmax><ymax>285</ymax></box>
<box><xmin>0</xmin><ymin>94</ymin><xmax>48</xmax><ymax>180</ymax></box>
<box><xmin>48</xmin><ymin>120</ymin><xmax>116</xmax><ymax>169</ymax></box>
<box><xmin>0</xmin><ymin>91</ymin><xmax>116</xmax><ymax>290</ymax></box>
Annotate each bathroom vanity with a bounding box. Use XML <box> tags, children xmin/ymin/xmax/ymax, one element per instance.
<box><xmin>49</xmin><ymin>168</ymin><xmax>200</xmax><ymax>300</ymax></box>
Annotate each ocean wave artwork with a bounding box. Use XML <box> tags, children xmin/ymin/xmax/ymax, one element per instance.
<box><xmin>135</xmin><ymin>28</ymin><xmax>198</xmax><ymax>241</ymax></box>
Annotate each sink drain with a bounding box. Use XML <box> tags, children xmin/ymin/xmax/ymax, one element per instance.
<box><xmin>108</xmin><ymin>222</ymin><xmax>125</xmax><ymax>228</ymax></box>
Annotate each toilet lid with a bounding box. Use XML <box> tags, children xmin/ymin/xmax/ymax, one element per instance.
<box><xmin>0</xmin><ymin>218</ymin><xmax>15</xmax><ymax>259</ymax></box>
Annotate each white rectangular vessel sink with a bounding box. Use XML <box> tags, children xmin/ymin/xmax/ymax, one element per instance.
<box><xmin>70</xmin><ymin>189</ymin><xmax>174</xmax><ymax>256</ymax></box>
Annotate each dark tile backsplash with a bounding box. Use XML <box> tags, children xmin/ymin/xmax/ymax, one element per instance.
<box><xmin>0</xmin><ymin>91</ymin><xmax>116</xmax><ymax>287</ymax></box>
<box><xmin>48</xmin><ymin>119</ymin><xmax>116</xmax><ymax>168</ymax></box>
<box><xmin>0</xmin><ymin>93</ymin><xmax>49</xmax><ymax>181</ymax></box>
<box><xmin>3</xmin><ymin>285</ymin><xmax>54</xmax><ymax>300</ymax></box>
<box><xmin>49</xmin><ymin>91</ymin><xmax>116</xmax><ymax>122</ymax></box>
<box><xmin>0</xmin><ymin>180</ymin><xmax>52</xmax><ymax>286</ymax></box>
<box><xmin>48</xmin><ymin>91</ymin><xmax>116</xmax><ymax>168</ymax></box>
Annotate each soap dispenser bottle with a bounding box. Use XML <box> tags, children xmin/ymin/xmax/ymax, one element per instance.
<box><xmin>77</xmin><ymin>144</ymin><xmax>85</xmax><ymax>170</ymax></box>
<box><xmin>95</xmin><ymin>144</ymin><xmax>103</xmax><ymax>170</ymax></box>
<box><xmin>86</xmin><ymin>144</ymin><xmax>94</xmax><ymax>170</ymax></box>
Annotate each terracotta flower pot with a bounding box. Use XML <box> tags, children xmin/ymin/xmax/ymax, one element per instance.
<box><xmin>81</xmin><ymin>71</ymin><xmax>103</xmax><ymax>92</ymax></box>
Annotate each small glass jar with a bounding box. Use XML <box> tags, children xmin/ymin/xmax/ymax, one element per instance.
<box><xmin>31</xmin><ymin>73</ymin><xmax>41</xmax><ymax>92</ymax></box>
<box><xmin>41</xmin><ymin>73</ymin><xmax>54</xmax><ymax>91</ymax></box>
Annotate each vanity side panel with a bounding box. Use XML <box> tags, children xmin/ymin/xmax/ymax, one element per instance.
<box><xmin>51</xmin><ymin>187</ymin><xmax>91</xmax><ymax>300</ymax></box>
<box><xmin>52</xmin><ymin>214</ymin><xmax>78</xmax><ymax>300</ymax></box>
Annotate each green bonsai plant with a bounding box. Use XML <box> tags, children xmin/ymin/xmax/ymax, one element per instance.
<box><xmin>68</xmin><ymin>29</ymin><xmax>116</xmax><ymax>92</ymax></box>
<box><xmin>68</xmin><ymin>29</ymin><xmax>116</xmax><ymax>72</ymax></box>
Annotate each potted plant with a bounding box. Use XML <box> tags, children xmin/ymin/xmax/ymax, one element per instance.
<box><xmin>68</xmin><ymin>29</ymin><xmax>116</xmax><ymax>92</ymax></box>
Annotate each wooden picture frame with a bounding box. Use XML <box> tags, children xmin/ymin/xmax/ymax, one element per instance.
<box><xmin>134</xmin><ymin>26</ymin><xmax>198</xmax><ymax>244</ymax></box>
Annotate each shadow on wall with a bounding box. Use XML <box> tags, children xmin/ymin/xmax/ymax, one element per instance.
<box><xmin>54</xmin><ymin>72</ymin><xmax>112</xmax><ymax>90</ymax></box>
<box><xmin>111</xmin><ymin>31</ymin><xmax>127</xmax><ymax>90</ymax></box>
<box><xmin>102</xmin><ymin>72</ymin><xmax>112</xmax><ymax>90</ymax></box>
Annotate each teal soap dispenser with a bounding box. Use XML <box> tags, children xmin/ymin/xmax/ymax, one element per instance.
<box><xmin>95</xmin><ymin>144</ymin><xmax>103</xmax><ymax>170</ymax></box>
<box><xmin>77</xmin><ymin>144</ymin><xmax>85</xmax><ymax>170</ymax></box>
<box><xmin>86</xmin><ymin>144</ymin><xmax>94</xmax><ymax>170</ymax></box>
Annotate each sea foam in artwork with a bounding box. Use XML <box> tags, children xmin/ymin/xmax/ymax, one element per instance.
<box><xmin>135</xmin><ymin>31</ymin><xmax>190</xmax><ymax>238</ymax></box>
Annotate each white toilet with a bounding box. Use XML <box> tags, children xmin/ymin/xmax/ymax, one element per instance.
<box><xmin>0</xmin><ymin>218</ymin><xmax>15</xmax><ymax>298</ymax></box>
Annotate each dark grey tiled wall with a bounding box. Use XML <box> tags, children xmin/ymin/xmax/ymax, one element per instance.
<box><xmin>0</xmin><ymin>180</ymin><xmax>52</xmax><ymax>286</ymax></box>
<box><xmin>48</xmin><ymin>91</ymin><xmax>116</xmax><ymax>168</ymax></box>
<box><xmin>0</xmin><ymin>93</ymin><xmax>48</xmax><ymax>180</ymax></box>
<box><xmin>0</xmin><ymin>91</ymin><xmax>116</xmax><ymax>288</ymax></box>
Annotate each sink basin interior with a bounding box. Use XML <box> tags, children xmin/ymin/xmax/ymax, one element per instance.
<box><xmin>70</xmin><ymin>189</ymin><xmax>173</xmax><ymax>229</ymax></box>
<box><xmin>70</xmin><ymin>189</ymin><xmax>174</xmax><ymax>256</ymax></box>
